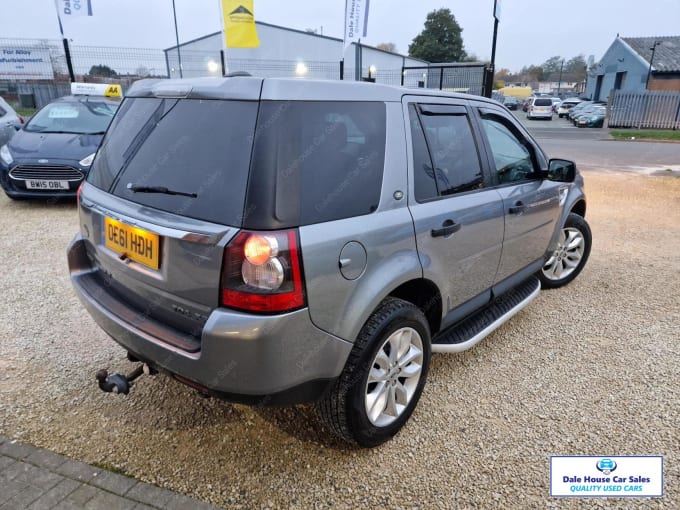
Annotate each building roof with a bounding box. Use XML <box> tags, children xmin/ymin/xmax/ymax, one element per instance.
<box><xmin>621</xmin><ymin>36</ymin><xmax>680</xmax><ymax>72</ymax></box>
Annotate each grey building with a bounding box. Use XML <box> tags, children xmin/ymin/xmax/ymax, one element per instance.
<box><xmin>586</xmin><ymin>35</ymin><xmax>680</xmax><ymax>101</ymax></box>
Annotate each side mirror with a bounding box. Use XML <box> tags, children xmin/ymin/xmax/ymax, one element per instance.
<box><xmin>547</xmin><ymin>159</ymin><xmax>576</xmax><ymax>183</ymax></box>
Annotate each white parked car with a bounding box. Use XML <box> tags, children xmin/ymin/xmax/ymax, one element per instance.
<box><xmin>527</xmin><ymin>97</ymin><xmax>554</xmax><ymax>120</ymax></box>
<box><xmin>557</xmin><ymin>98</ymin><xmax>582</xmax><ymax>118</ymax></box>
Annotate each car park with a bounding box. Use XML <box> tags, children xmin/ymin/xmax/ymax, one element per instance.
<box><xmin>550</xmin><ymin>97</ymin><xmax>561</xmax><ymax>112</ymax></box>
<box><xmin>68</xmin><ymin>77</ymin><xmax>591</xmax><ymax>447</ymax></box>
<box><xmin>526</xmin><ymin>97</ymin><xmax>554</xmax><ymax>120</ymax></box>
<box><xmin>0</xmin><ymin>83</ymin><xmax>120</xmax><ymax>200</ymax></box>
<box><xmin>576</xmin><ymin>105</ymin><xmax>607</xmax><ymax>128</ymax></box>
<box><xmin>557</xmin><ymin>98</ymin><xmax>582</xmax><ymax>118</ymax></box>
<box><xmin>567</xmin><ymin>101</ymin><xmax>595</xmax><ymax>121</ymax></box>
<box><xmin>0</xmin><ymin>96</ymin><xmax>24</xmax><ymax>148</ymax></box>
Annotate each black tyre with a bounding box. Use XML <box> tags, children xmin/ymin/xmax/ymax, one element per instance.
<box><xmin>317</xmin><ymin>298</ymin><xmax>431</xmax><ymax>447</ymax></box>
<box><xmin>538</xmin><ymin>213</ymin><xmax>592</xmax><ymax>289</ymax></box>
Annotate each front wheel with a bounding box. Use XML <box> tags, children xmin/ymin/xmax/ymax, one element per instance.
<box><xmin>317</xmin><ymin>298</ymin><xmax>431</xmax><ymax>447</ymax></box>
<box><xmin>539</xmin><ymin>213</ymin><xmax>592</xmax><ymax>289</ymax></box>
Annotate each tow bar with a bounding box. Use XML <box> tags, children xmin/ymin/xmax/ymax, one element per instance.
<box><xmin>95</xmin><ymin>364</ymin><xmax>156</xmax><ymax>395</ymax></box>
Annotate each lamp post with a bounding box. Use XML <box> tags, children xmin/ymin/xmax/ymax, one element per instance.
<box><xmin>556</xmin><ymin>59</ymin><xmax>564</xmax><ymax>97</ymax></box>
<box><xmin>645</xmin><ymin>41</ymin><xmax>661</xmax><ymax>90</ymax></box>
<box><xmin>485</xmin><ymin>0</ymin><xmax>501</xmax><ymax>98</ymax></box>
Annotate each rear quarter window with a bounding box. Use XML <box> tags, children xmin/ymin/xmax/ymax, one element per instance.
<box><xmin>244</xmin><ymin>101</ymin><xmax>386</xmax><ymax>229</ymax></box>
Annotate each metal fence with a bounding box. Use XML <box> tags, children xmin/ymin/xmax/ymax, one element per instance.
<box><xmin>401</xmin><ymin>64</ymin><xmax>487</xmax><ymax>96</ymax></box>
<box><xmin>1</xmin><ymin>37</ymin><xmax>492</xmax><ymax>109</ymax></box>
<box><xmin>609</xmin><ymin>90</ymin><xmax>680</xmax><ymax>129</ymax></box>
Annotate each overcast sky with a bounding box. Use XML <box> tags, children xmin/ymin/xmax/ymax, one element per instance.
<box><xmin>2</xmin><ymin>0</ymin><xmax>679</xmax><ymax>71</ymax></box>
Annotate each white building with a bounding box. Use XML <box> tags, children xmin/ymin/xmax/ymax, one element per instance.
<box><xmin>164</xmin><ymin>21</ymin><xmax>427</xmax><ymax>85</ymax></box>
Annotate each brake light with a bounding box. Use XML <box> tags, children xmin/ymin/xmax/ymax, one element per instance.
<box><xmin>221</xmin><ymin>229</ymin><xmax>306</xmax><ymax>314</ymax></box>
<box><xmin>18</xmin><ymin>115</ymin><xmax>25</xmax><ymax>124</ymax></box>
<box><xmin>530</xmin><ymin>106</ymin><xmax>535</xmax><ymax>111</ymax></box>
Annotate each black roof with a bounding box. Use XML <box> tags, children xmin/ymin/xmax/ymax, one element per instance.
<box><xmin>622</xmin><ymin>36</ymin><xmax>680</xmax><ymax>73</ymax></box>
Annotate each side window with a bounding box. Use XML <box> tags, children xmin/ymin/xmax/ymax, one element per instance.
<box><xmin>408</xmin><ymin>104</ymin><xmax>438</xmax><ymax>201</ymax></box>
<box><xmin>412</xmin><ymin>106</ymin><xmax>483</xmax><ymax>198</ymax></box>
<box><xmin>479</xmin><ymin>114</ymin><xmax>537</xmax><ymax>184</ymax></box>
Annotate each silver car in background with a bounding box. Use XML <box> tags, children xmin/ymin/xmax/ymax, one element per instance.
<box><xmin>0</xmin><ymin>96</ymin><xmax>23</xmax><ymax>147</ymax></box>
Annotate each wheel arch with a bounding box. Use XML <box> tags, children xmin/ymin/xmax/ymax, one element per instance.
<box><xmin>570</xmin><ymin>199</ymin><xmax>586</xmax><ymax>218</ymax></box>
<box><xmin>388</xmin><ymin>278</ymin><xmax>442</xmax><ymax>336</ymax></box>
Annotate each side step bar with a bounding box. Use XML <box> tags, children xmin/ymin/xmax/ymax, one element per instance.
<box><xmin>432</xmin><ymin>276</ymin><xmax>541</xmax><ymax>353</ymax></box>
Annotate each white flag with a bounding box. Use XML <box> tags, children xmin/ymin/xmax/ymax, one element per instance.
<box><xmin>58</xmin><ymin>0</ymin><xmax>93</xmax><ymax>17</ymax></box>
<box><xmin>344</xmin><ymin>0</ymin><xmax>370</xmax><ymax>47</ymax></box>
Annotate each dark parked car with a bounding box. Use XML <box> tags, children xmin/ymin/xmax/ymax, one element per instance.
<box><xmin>576</xmin><ymin>105</ymin><xmax>607</xmax><ymax>127</ymax></box>
<box><xmin>69</xmin><ymin>77</ymin><xmax>591</xmax><ymax>447</ymax></box>
<box><xmin>0</xmin><ymin>87</ymin><xmax>119</xmax><ymax>199</ymax></box>
<box><xmin>503</xmin><ymin>96</ymin><xmax>520</xmax><ymax>110</ymax></box>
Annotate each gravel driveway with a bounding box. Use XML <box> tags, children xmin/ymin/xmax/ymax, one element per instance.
<box><xmin>0</xmin><ymin>171</ymin><xmax>678</xmax><ymax>509</ymax></box>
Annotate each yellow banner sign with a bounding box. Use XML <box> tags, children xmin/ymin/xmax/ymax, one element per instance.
<box><xmin>221</xmin><ymin>0</ymin><xmax>260</xmax><ymax>48</ymax></box>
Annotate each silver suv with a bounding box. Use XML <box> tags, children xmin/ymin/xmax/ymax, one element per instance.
<box><xmin>68</xmin><ymin>77</ymin><xmax>591</xmax><ymax>447</ymax></box>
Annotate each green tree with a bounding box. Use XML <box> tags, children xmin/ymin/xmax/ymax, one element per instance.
<box><xmin>541</xmin><ymin>56</ymin><xmax>563</xmax><ymax>76</ymax></box>
<box><xmin>565</xmin><ymin>55</ymin><xmax>587</xmax><ymax>81</ymax></box>
<box><xmin>408</xmin><ymin>8</ymin><xmax>467</xmax><ymax>62</ymax></box>
<box><xmin>376</xmin><ymin>42</ymin><xmax>398</xmax><ymax>53</ymax></box>
<box><xmin>88</xmin><ymin>64</ymin><xmax>117</xmax><ymax>78</ymax></box>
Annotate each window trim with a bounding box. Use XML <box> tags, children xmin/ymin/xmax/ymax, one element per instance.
<box><xmin>407</xmin><ymin>101</ymin><xmax>488</xmax><ymax>203</ymax></box>
<box><xmin>475</xmin><ymin>107</ymin><xmax>545</xmax><ymax>188</ymax></box>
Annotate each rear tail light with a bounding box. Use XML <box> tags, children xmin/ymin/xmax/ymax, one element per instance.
<box><xmin>221</xmin><ymin>229</ymin><xmax>306</xmax><ymax>314</ymax></box>
<box><xmin>18</xmin><ymin>116</ymin><xmax>25</xmax><ymax>124</ymax></box>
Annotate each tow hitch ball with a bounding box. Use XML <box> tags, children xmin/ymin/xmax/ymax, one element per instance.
<box><xmin>95</xmin><ymin>364</ymin><xmax>155</xmax><ymax>395</ymax></box>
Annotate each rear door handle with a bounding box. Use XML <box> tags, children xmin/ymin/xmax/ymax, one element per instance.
<box><xmin>431</xmin><ymin>219</ymin><xmax>461</xmax><ymax>238</ymax></box>
<box><xmin>509</xmin><ymin>201</ymin><xmax>526</xmax><ymax>214</ymax></box>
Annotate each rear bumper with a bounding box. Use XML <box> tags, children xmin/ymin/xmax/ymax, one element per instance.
<box><xmin>67</xmin><ymin>234</ymin><xmax>352</xmax><ymax>405</ymax></box>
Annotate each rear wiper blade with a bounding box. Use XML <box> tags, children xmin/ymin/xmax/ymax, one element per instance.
<box><xmin>127</xmin><ymin>183</ymin><xmax>197</xmax><ymax>198</ymax></box>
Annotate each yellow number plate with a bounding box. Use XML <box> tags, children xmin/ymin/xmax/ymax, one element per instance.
<box><xmin>104</xmin><ymin>217</ymin><xmax>160</xmax><ymax>270</ymax></box>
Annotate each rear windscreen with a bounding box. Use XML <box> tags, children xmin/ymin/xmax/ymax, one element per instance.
<box><xmin>534</xmin><ymin>99</ymin><xmax>552</xmax><ymax>106</ymax></box>
<box><xmin>243</xmin><ymin>101</ymin><xmax>387</xmax><ymax>229</ymax></box>
<box><xmin>88</xmin><ymin>97</ymin><xmax>257</xmax><ymax>226</ymax></box>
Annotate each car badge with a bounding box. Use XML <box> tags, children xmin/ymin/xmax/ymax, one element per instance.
<box><xmin>38</xmin><ymin>159</ymin><xmax>49</xmax><ymax>163</ymax></box>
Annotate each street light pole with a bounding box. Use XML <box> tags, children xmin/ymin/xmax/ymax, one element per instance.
<box><xmin>645</xmin><ymin>41</ymin><xmax>660</xmax><ymax>90</ymax></box>
<box><xmin>557</xmin><ymin>59</ymin><xmax>564</xmax><ymax>97</ymax></box>
<box><xmin>486</xmin><ymin>0</ymin><xmax>500</xmax><ymax>98</ymax></box>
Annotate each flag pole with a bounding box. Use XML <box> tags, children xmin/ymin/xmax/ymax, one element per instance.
<box><xmin>53</xmin><ymin>0</ymin><xmax>76</xmax><ymax>82</ymax></box>
<box><xmin>341</xmin><ymin>0</ymin><xmax>347</xmax><ymax>80</ymax></box>
<box><xmin>218</xmin><ymin>0</ymin><xmax>227</xmax><ymax>76</ymax></box>
<box><xmin>171</xmin><ymin>0</ymin><xmax>183</xmax><ymax>78</ymax></box>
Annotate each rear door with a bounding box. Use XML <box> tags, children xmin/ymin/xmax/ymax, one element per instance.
<box><xmin>473</xmin><ymin>105</ymin><xmax>564</xmax><ymax>287</ymax></box>
<box><xmin>403</xmin><ymin>97</ymin><xmax>504</xmax><ymax>329</ymax></box>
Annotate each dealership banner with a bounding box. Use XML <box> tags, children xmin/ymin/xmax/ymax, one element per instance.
<box><xmin>57</xmin><ymin>0</ymin><xmax>93</xmax><ymax>17</ymax></box>
<box><xmin>0</xmin><ymin>47</ymin><xmax>54</xmax><ymax>80</ymax></box>
<box><xmin>344</xmin><ymin>0</ymin><xmax>370</xmax><ymax>47</ymax></box>
<box><xmin>221</xmin><ymin>0</ymin><xmax>260</xmax><ymax>48</ymax></box>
